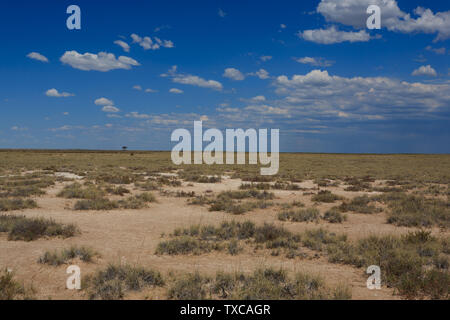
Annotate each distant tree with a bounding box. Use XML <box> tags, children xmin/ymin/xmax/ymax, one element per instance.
<box><xmin>122</xmin><ymin>146</ymin><xmax>127</xmax><ymax>151</ymax></box>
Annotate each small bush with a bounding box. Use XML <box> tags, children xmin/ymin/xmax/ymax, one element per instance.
<box><xmin>312</xmin><ymin>190</ymin><xmax>342</xmax><ymax>203</ymax></box>
<box><xmin>85</xmin><ymin>264</ymin><xmax>164</xmax><ymax>300</ymax></box>
<box><xmin>0</xmin><ymin>214</ymin><xmax>78</xmax><ymax>241</ymax></box>
<box><xmin>278</xmin><ymin>208</ymin><xmax>320</xmax><ymax>223</ymax></box>
<box><xmin>0</xmin><ymin>269</ymin><xmax>35</xmax><ymax>300</ymax></box>
<box><xmin>339</xmin><ymin>195</ymin><xmax>381</xmax><ymax>214</ymax></box>
<box><xmin>0</xmin><ymin>198</ymin><xmax>37</xmax><ymax>211</ymax></box>
<box><xmin>168</xmin><ymin>273</ymin><xmax>208</xmax><ymax>300</ymax></box>
<box><xmin>58</xmin><ymin>183</ymin><xmax>105</xmax><ymax>199</ymax></box>
<box><xmin>38</xmin><ymin>246</ymin><xmax>98</xmax><ymax>266</ymax></box>
<box><xmin>323</xmin><ymin>208</ymin><xmax>347</xmax><ymax>223</ymax></box>
<box><xmin>74</xmin><ymin>198</ymin><xmax>118</xmax><ymax>210</ymax></box>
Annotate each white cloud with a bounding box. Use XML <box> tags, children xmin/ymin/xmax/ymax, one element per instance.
<box><xmin>114</xmin><ymin>40</ymin><xmax>130</xmax><ymax>52</ymax></box>
<box><xmin>126</xmin><ymin>112</ymin><xmax>150</xmax><ymax>119</ymax></box>
<box><xmin>169</xmin><ymin>88</ymin><xmax>183</xmax><ymax>94</ymax></box>
<box><xmin>260</xmin><ymin>55</ymin><xmax>272</xmax><ymax>62</ymax></box>
<box><xmin>412</xmin><ymin>65</ymin><xmax>437</xmax><ymax>77</ymax></box>
<box><xmin>218</xmin><ymin>8</ymin><xmax>226</xmax><ymax>18</ymax></box>
<box><xmin>245</xmin><ymin>105</ymin><xmax>289</xmax><ymax>115</ymax></box>
<box><xmin>45</xmin><ymin>88</ymin><xmax>74</xmax><ymax>97</ymax></box>
<box><xmin>102</xmin><ymin>106</ymin><xmax>120</xmax><ymax>113</ymax></box>
<box><xmin>250</xmin><ymin>95</ymin><xmax>266</xmax><ymax>102</ymax></box>
<box><xmin>274</xmin><ymin>69</ymin><xmax>450</xmax><ymax>120</ymax></box>
<box><xmin>95</xmin><ymin>97</ymin><xmax>114</xmax><ymax>106</ymax></box>
<box><xmin>295</xmin><ymin>56</ymin><xmax>334</xmax><ymax>67</ymax></box>
<box><xmin>145</xmin><ymin>88</ymin><xmax>158</xmax><ymax>93</ymax></box>
<box><xmin>133</xmin><ymin>85</ymin><xmax>142</xmax><ymax>90</ymax></box>
<box><xmin>163</xmin><ymin>66</ymin><xmax>223</xmax><ymax>91</ymax></box>
<box><xmin>27</xmin><ymin>52</ymin><xmax>49</xmax><ymax>62</ymax></box>
<box><xmin>316</xmin><ymin>0</ymin><xmax>450</xmax><ymax>41</ymax></box>
<box><xmin>299</xmin><ymin>26</ymin><xmax>371</xmax><ymax>44</ymax></box>
<box><xmin>425</xmin><ymin>46</ymin><xmax>446</xmax><ymax>55</ymax></box>
<box><xmin>60</xmin><ymin>51</ymin><xmax>139</xmax><ymax>71</ymax></box>
<box><xmin>173</xmin><ymin>75</ymin><xmax>223</xmax><ymax>90</ymax></box>
<box><xmin>131</xmin><ymin>33</ymin><xmax>174</xmax><ymax>50</ymax></box>
<box><xmin>280</xmin><ymin>24</ymin><xmax>286</xmax><ymax>29</ymax></box>
<box><xmin>249</xmin><ymin>68</ymin><xmax>270</xmax><ymax>79</ymax></box>
<box><xmin>223</xmin><ymin>68</ymin><xmax>245</xmax><ymax>81</ymax></box>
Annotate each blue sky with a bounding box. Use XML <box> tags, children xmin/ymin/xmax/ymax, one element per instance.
<box><xmin>0</xmin><ymin>0</ymin><xmax>449</xmax><ymax>153</ymax></box>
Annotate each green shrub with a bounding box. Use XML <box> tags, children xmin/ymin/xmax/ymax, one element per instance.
<box><xmin>312</xmin><ymin>190</ymin><xmax>343</xmax><ymax>203</ymax></box>
<box><xmin>278</xmin><ymin>208</ymin><xmax>320</xmax><ymax>223</ymax></box>
<box><xmin>85</xmin><ymin>264</ymin><xmax>164</xmax><ymax>300</ymax></box>
<box><xmin>339</xmin><ymin>195</ymin><xmax>381</xmax><ymax>214</ymax></box>
<box><xmin>323</xmin><ymin>208</ymin><xmax>347</xmax><ymax>223</ymax></box>
<box><xmin>0</xmin><ymin>198</ymin><xmax>37</xmax><ymax>211</ymax></box>
<box><xmin>0</xmin><ymin>214</ymin><xmax>78</xmax><ymax>241</ymax></box>
<box><xmin>38</xmin><ymin>246</ymin><xmax>98</xmax><ymax>266</ymax></box>
<box><xmin>0</xmin><ymin>269</ymin><xmax>35</xmax><ymax>300</ymax></box>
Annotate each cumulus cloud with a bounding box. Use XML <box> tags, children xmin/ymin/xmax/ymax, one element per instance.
<box><xmin>27</xmin><ymin>52</ymin><xmax>49</xmax><ymax>62</ymax></box>
<box><xmin>412</xmin><ymin>65</ymin><xmax>437</xmax><ymax>77</ymax></box>
<box><xmin>248</xmin><ymin>68</ymin><xmax>270</xmax><ymax>79</ymax></box>
<box><xmin>60</xmin><ymin>51</ymin><xmax>139</xmax><ymax>72</ymax></box>
<box><xmin>169</xmin><ymin>88</ymin><xmax>183</xmax><ymax>94</ymax></box>
<box><xmin>95</xmin><ymin>97</ymin><xmax>114</xmax><ymax>106</ymax></box>
<box><xmin>162</xmin><ymin>66</ymin><xmax>223</xmax><ymax>90</ymax></box>
<box><xmin>299</xmin><ymin>26</ymin><xmax>371</xmax><ymax>44</ymax></box>
<box><xmin>114</xmin><ymin>40</ymin><xmax>130</xmax><ymax>52</ymax></box>
<box><xmin>295</xmin><ymin>56</ymin><xmax>334</xmax><ymax>67</ymax></box>
<box><xmin>102</xmin><ymin>106</ymin><xmax>120</xmax><ymax>113</ymax></box>
<box><xmin>45</xmin><ymin>88</ymin><xmax>74</xmax><ymax>97</ymax></box>
<box><xmin>131</xmin><ymin>33</ymin><xmax>174</xmax><ymax>50</ymax></box>
<box><xmin>316</xmin><ymin>0</ymin><xmax>450</xmax><ymax>41</ymax></box>
<box><xmin>250</xmin><ymin>95</ymin><xmax>266</xmax><ymax>102</ymax></box>
<box><xmin>223</xmin><ymin>68</ymin><xmax>245</xmax><ymax>81</ymax></box>
<box><xmin>274</xmin><ymin>69</ymin><xmax>450</xmax><ymax>120</ymax></box>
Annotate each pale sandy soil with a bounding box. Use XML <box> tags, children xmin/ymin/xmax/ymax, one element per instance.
<box><xmin>1</xmin><ymin>175</ymin><xmax>447</xmax><ymax>300</ymax></box>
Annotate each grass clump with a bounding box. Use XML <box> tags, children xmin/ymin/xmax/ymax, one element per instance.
<box><xmin>84</xmin><ymin>264</ymin><xmax>164</xmax><ymax>300</ymax></box>
<box><xmin>339</xmin><ymin>195</ymin><xmax>382</xmax><ymax>214</ymax></box>
<box><xmin>278</xmin><ymin>208</ymin><xmax>320</xmax><ymax>223</ymax></box>
<box><xmin>326</xmin><ymin>230</ymin><xmax>449</xmax><ymax>299</ymax></box>
<box><xmin>58</xmin><ymin>182</ymin><xmax>105</xmax><ymax>199</ymax></box>
<box><xmin>74</xmin><ymin>198</ymin><xmax>118</xmax><ymax>211</ymax></box>
<box><xmin>0</xmin><ymin>214</ymin><xmax>78</xmax><ymax>241</ymax></box>
<box><xmin>312</xmin><ymin>190</ymin><xmax>343</xmax><ymax>203</ymax></box>
<box><xmin>0</xmin><ymin>198</ymin><xmax>37</xmax><ymax>211</ymax></box>
<box><xmin>168</xmin><ymin>268</ymin><xmax>351</xmax><ymax>300</ymax></box>
<box><xmin>323</xmin><ymin>207</ymin><xmax>347</xmax><ymax>223</ymax></box>
<box><xmin>38</xmin><ymin>246</ymin><xmax>98</xmax><ymax>266</ymax></box>
<box><xmin>0</xmin><ymin>269</ymin><xmax>35</xmax><ymax>300</ymax></box>
<box><xmin>376</xmin><ymin>193</ymin><xmax>449</xmax><ymax>228</ymax></box>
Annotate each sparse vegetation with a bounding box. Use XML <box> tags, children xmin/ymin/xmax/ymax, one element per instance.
<box><xmin>0</xmin><ymin>214</ymin><xmax>78</xmax><ymax>241</ymax></box>
<box><xmin>278</xmin><ymin>208</ymin><xmax>320</xmax><ymax>223</ymax></box>
<box><xmin>323</xmin><ymin>208</ymin><xmax>347</xmax><ymax>223</ymax></box>
<box><xmin>339</xmin><ymin>195</ymin><xmax>382</xmax><ymax>214</ymax></box>
<box><xmin>84</xmin><ymin>264</ymin><xmax>164</xmax><ymax>300</ymax></box>
<box><xmin>0</xmin><ymin>198</ymin><xmax>37</xmax><ymax>211</ymax></box>
<box><xmin>38</xmin><ymin>246</ymin><xmax>98</xmax><ymax>266</ymax></box>
<box><xmin>168</xmin><ymin>268</ymin><xmax>351</xmax><ymax>300</ymax></box>
<box><xmin>312</xmin><ymin>190</ymin><xmax>343</xmax><ymax>203</ymax></box>
<box><xmin>0</xmin><ymin>269</ymin><xmax>35</xmax><ymax>300</ymax></box>
<box><xmin>374</xmin><ymin>193</ymin><xmax>449</xmax><ymax>228</ymax></box>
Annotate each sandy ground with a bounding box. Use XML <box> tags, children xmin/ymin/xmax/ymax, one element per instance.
<box><xmin>1</xmin><ymin>175</ymin><xmax>447</xmax><ymax>300</ymax></box>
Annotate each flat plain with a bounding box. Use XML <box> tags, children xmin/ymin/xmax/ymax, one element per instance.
<box><xmin>0</xmin><ymin>150</ymin><xmax>448</xmax><ymax>300</ymax></box>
